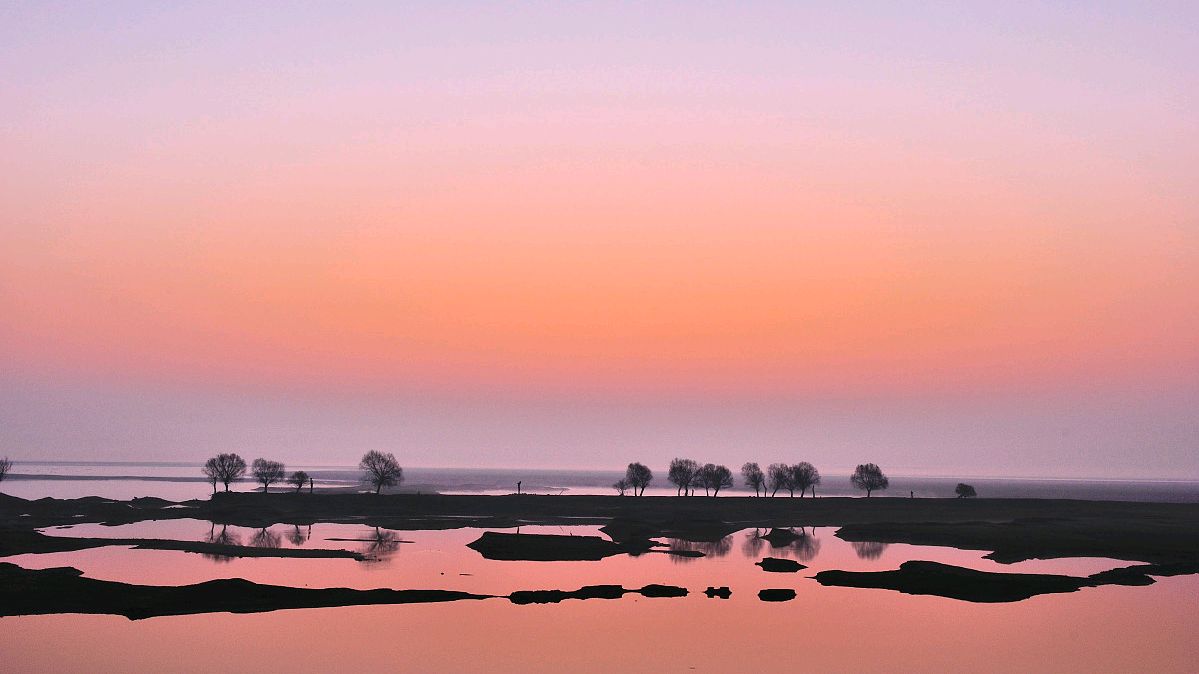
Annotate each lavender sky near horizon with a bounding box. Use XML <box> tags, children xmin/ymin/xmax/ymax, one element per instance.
<box><xmin>1</xmin><ymin>3</ymin><xmax>1196</xmax><ymax>477</ymax></box>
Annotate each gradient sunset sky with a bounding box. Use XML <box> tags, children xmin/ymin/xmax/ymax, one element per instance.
<box><xmin>2</xmin><ymin>3</ymin><xmax>1196</xmax><ymax>477</ymax></box>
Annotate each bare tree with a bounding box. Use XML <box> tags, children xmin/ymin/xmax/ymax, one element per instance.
<box><xmin>359</xmin><ymin>451</ymin><xmax>403</xmax><ymax>494</ymax></box>
<box><xmin>741</xmin><ymin>462</ymin><xmax>765</xmax><ymax>496</ymax></box>
<box><xmin>667</xmin><ymin>458</ymin><xmax>699</xmax><ymax>496</ymax></box>
<box><xmin>851</xmin><ymin>463</ymin><xmax>889</xmax><ymax>497</ymax></box>
<box><xmin>696</xmin><ymin>463</ymin><xmax>733</xmax><ymax>497</ymax></box>
<box><xmin>766</xmin><ymin>463</ymin><xmax>792</xmax><ymax>497</ymax></box>
<box><xmin>625</xmin><ymin>462</ymin><xmax>653</xmax><ymax>496</ymax></box>
<box><xmin>0</xmin><ymin>457</ymin><xmax>12</xmax><ymax>486</ymax></box>
<box><xmin>289</xmin><ymin>470</ymin><xmax>310</xmax><ymax>493</ymax></box>
<box><xmin>613</xmin><ymin>478</ymin><xmax>631</xmax><ymax>496</ymax></box>
<box><xmin>790</xmin><ymin>462</ymin><xmax>820</xmax><ymax>498</ymax></box>
<box><xmin>287</xmin><ymin>525</ymin><xmax>308</xmax><ymax>546</ymax></box>
<box><xmin>202</xmin><ymin>453</ymin><xmax>247</xmax><ymax>492</ymax></box>
<box><xmin>955</xmin><ymin>483</ymin><xmax>977</xmax><ymax>498</ymax></box>
<box><xmin>251</xmin><ymin>458</ymin><xmax>285</xmax><ymax>493</ymax></box>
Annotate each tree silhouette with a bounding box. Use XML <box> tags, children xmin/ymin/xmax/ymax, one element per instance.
<box><xmin>613</xmin><ymin>478</ymin><xmax>631</xmax><ymax>496</ymax></box>
<box><xmin>790</xmin><ymin>462</ymin><xmax>820</xmax><ymax>498</ymax></box>
<box><xmin>0</xmin><ymin>457</ymin><xmax>11</xmax><ymax>486</ymax></box>
<box><xmin>359</xmin><ymin>451</ymin><xmax>403</xmax><ymax>494</ymax></box>
<box><xmin>202</xmin><ymin>454</ymin><xmax>246</xmax><ymax>493</ymax></box>
<box><xmin>766</xmin><ymin>463</ymin><xmax>792</xmax><ymax>497</ymax></box>
<box><xmin>741</xmin><ymin>462</ymin><xmax>765</xmax><ymax>496</ymax></box>
<box><xmin>667</xmin><ymin>458</ymin><xmax>699</xmax><ymax>496</ymax></box>
<box><xmin>251</xmin><ymin>458</ymin><xmax>285</xmax><ymax>493</ymax></box>
<box><xmin>851</xmin><ymin>463</ymin><xmax>889</xmax><ymax>497</ymax></box>
<box><xmin>696</xmin><ymin>463</ymin><xmax>733</xmax><ymax>497</ymax></box>
<box><xmin>955</xmin><ymin>483</ymin><xmax>978</xmax><ymax>498</ymax></box>
<box><xmin>625</xmin><ymin>462</ymin><xmax>653</xmax><ymax>496</ymax></box>
<box><xmin>289</xmin><ymin>471</ymin><xmax>310</xmax><ymax>493</ymax></box>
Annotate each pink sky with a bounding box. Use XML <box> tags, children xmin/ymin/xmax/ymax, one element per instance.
<box><xmin>1</xmin><ymin>3</ymin><xmax>1196</xmax><ymax>476</ymax></box>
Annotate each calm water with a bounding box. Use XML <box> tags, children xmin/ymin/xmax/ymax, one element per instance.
<box><xmin>2</xmin><ymin>517</ymin><xmax>1198</xmax><ymax>672</ymax></box>
<box><xmin>3</xmin><ymin>468</ymin><xmax>1198</xmax><ymax>672</ymax></box>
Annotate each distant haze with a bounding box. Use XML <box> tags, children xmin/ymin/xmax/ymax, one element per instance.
<box><xmin>1</xmin><ymin>4</ymin><xmax>1196</xmax><ymax>478</ymax></box>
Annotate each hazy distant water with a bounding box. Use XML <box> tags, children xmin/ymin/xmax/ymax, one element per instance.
<box><xmin>4</xmin><ymin>461</ymin><xmax>1197</xmax><ymax>502</ymax></box>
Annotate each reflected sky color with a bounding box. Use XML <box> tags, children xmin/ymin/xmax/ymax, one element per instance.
<box><xmin>1</xmin><ymin>3</ymin><xmax>1196</xmax><ymax>475</ymax></box>
<box><xmin>3</xmin><ymin>521</ymin><xmax>1197</xmax><ymax>672</ymax></box>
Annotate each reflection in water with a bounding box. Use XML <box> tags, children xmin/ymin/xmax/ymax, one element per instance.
<box><xmin>742</xmin><ymin>528</ymin><xmax>822</xmax><ymax>563</ymax></box>
<box><xmin>792</xmin><ymin>530</ymin><xmax>822</xmax><ymax>562</ymax></box>
<box><xmin>251</xmin><ymin>527</ymin><xmax>282</xmax><ymax>549</ymax></box>
<box><xmin>742</xmin><ymin>529</ymin><xmax>766</xmax><ymax>558</ymax></box>
<box><xmin>668</xmin><ymin>536</ymin><xmax>733</xmax><ymax>563</ymax></box>
<box><xmin>852</xmin><ymin>541</ymin><xmax>890</xmax><ymax>560</ymax></box>
<box><xmin>202</xmin><ymin>523</ymin><xmax>241</xmax><ymax>563</ymax></box>
<box><xmin>287</xmin><ymin>525</ymin><xmax>309</xmax><ymax>547</ymax></box>
<box><xmin>359</xmin><ymin>527</ymin><xmax>403</xmax><ymax>564</ymax></box>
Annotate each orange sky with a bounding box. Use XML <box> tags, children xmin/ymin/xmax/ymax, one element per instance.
<box><xmin>1</xmin><ymin>4</ymin><xmax>1196</xmax><ymax>474</ymax></box>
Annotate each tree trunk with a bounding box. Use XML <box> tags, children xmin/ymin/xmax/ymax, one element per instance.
<box><xmin>376</xmin><ymin>483</ymin><xmax>382</xmax><ymax>495</ymax></box>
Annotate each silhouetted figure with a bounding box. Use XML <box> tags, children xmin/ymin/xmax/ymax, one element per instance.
<box><xmin>251</xmin><ymin>458</ymin><xmax>285</xmax><ymax>493</ymax></box>
<box><xmin>851</xmin><ymin>463</ymin><xmax>890</xmax><ymax>497</ymax></box>
<box><xmin>202</xmin><ymin>453</ymin><xmax>246</xmax><ymax>493</ymax></box>
<box><xmin>359</xmin><ymin>451</ymin><xmax>403</xmax><ymax>494</ymax></box>
<box><xmin>955</xmin><ymin>483</ymin><xmax>978</xmax><ymax>498</ymax></box>
<box><xmin>911</xmin><ymin>491</ymin><xmax>914</xmax><ymax>499</ymax></box>
<box><xmin>517</xmin><ymin>480</ymin><xmax>522</xmax><ymax>495</ymax></box>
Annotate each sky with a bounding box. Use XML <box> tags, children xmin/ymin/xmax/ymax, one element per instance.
<box><xmin>1</xmin><ymin>2</ymin><xmax>1196</xmax><ymax>478</ymax></box>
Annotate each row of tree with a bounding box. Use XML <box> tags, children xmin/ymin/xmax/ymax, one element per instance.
<box><xmin>0</xmin><ymin>457</ymin><xmax>11</xmax><ymax>484</ymax></box>
<box><xmin>201</xmin><ymin>451</ymin><xmax>404</xmax><ymax>495</ymax></box>
<box><xmin>614</xmin><ymin>459</ymin><xmax>894</xmax><ymax>497</ymax></box>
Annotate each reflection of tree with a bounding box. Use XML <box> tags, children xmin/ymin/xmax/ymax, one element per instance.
<box><xmin>359</xmin><ymin>526</ymin><xmax>402</xmax><ymax>563</ymax></box>
<box><xmin>287</xmin><ymin>525</ymin><xmax>308</xmax><ymax>546</ymax></box>
<box><xmin>668</xmin><ymin>536</ymin><xmax>732</xmax><ymax>563</ymax></box>
<box><xmin>250</xmin><ymin>527</ymin><xmax>282</xmax><ymax>549</ymax></box>
<box><xmin>852</xmin><ymin>541</ymin><xmax>889</xmax><ymax>560</ymax></box>
<box><xmin>742</xmin><ymin>529</ymin><xmax>766</xmax><ymax>558</ymax></box>
<box><xmin>203</xmin><ymin>523</ymin><xmax>242</xmax><ymax>563</ymax></box>
<box><xmin>792</xmin><ymin>530</ymin><xmax>822</xmax><ymax>562</ymax></box>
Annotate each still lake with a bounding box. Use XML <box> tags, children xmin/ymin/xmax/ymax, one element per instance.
<box><xmin>2</xmin><ymin>466</ymin><xmax>1197</xmax><ymax>672</ymax></box>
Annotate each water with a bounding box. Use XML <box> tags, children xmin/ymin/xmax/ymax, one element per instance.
<box><xmin>2</xmin><ymin>519</ymin><xmax>1197</xmax><ymax>672</ymax></box>
<box><xmin>3</xmin><ymin>465</ymin><xmax>1198</xmax><ymax>672</ymax></box>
